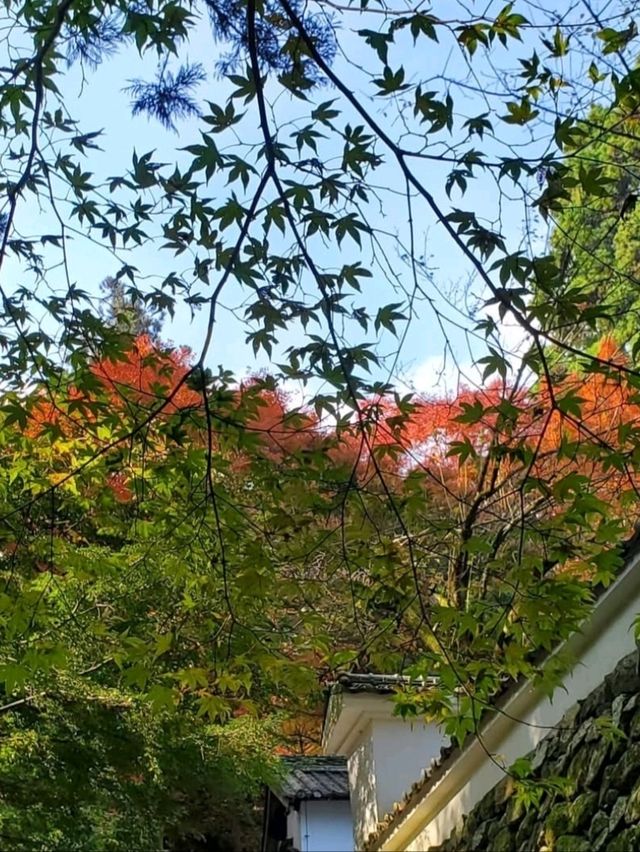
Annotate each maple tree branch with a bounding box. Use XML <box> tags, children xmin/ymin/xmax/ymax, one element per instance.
<box><xmin>280</xmin><ymin>0</ymin><xmax>640</xmax><ymax>381</ymax></box>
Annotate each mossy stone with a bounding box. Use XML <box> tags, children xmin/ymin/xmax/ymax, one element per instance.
<box><xmin>515</xmin><ymin>808</ymin><xmax>539</xmax><ymax>848</ymax></box>
<box><xmin>569</xmin><ymin>792</ymin><xmax>597</xmax><ymax>832</ymax></box>
<box><xmin>469</xmin><ymin>820</ymin><xmax>489</xmax><ymax>850</ymax></box>
<box><xmin>614</xmin><ymin>742</ymin><xmax>640</xmax><ymax>792</ymax></box>
<box><xmin>476</xmin><ymin>788</ymin><xmax>497</xmax><ymax>821</ymax></box>
<box><xmin>585</xmin><ymin>737</ymin><xmax>611</xmax><ymax>787</ymax></box>
<box><xmin>589</xmin><ymin>810</ymin><xmax>609</xmax><ymax>841</ymax></box>
<box><xmin>545</xmin><ymin>802</ymin><xmax>573</xmax><ymax>838</ymax></box>
<box><xmin>604</xmin><ymin>654</ymin><xmax>640</xmax><ymax>699</ymax></box>
<box><xmin>625</xmin><ymin>777</ymin><xmax>640</xmax><ymax>824</ymax></box>
<box><xmin>578</xmin><ymin>681</ymin><xmax>612</xmax><ymax>724</ymax></box>
<box><xmin>592</xmin><ymin>828</ymin><xmax>610</xmax><ymax>852</ymax></box>
<box><xmin>606</xmin><ymin>825</ymin><xmax>640</xmax><ymax>851</ymax></box>
<box><xmin>629</xmin><ymin>710</ymin><xmax>640</xmax><ymax>741</ymax></box>
<box><xmin>609</xmin><ymin>796</ymin><xmax>627</xmax><ymax>835</ymax></box>
<box><xmin>492</xmin><ymin>826</ymin><xmax>514</xmax><ymax>852</ymax></box>
<box><xmin>555</xmin><ymin>836</ymin><xmax>591</xmax><ymax>852</ymax></box>
<box><xmin>599</xmin><ymin>765</ymin><xmax>618</xmax><ymax>807</ymax></box>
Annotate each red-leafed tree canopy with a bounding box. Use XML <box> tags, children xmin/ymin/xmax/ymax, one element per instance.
<box><xmin>24</xmin><ymin>335</ymin><xmax>640</xmax><ymax>526</ymax></box>
<box><xmin>92</xmin><ymin>334</ymin><xmax>202</xmax><ymax>413</ymax></box>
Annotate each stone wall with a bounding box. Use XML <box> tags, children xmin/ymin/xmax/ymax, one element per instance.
<box><xmin>433</xmin><ymin>652</ymin><xmax>640</xmax><ymax>852</ymax></box>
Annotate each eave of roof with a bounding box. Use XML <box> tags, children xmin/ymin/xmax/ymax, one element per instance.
<box><xmin>277</xmin><ymin>755</ymin><xmax>349</xmax><ymax>802</ymax></box>
<box><xmin>332</xmin><ymin>672</ymin><xmax>438</xmax><ymax>694</ymax></box>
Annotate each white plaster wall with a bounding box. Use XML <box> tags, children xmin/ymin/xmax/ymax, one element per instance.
<box><xmin>299</xmin><ymin>800</ymin><xmax>354</xmax><ymax>852</ymax></box>
<box><xmin>381</xmin><ymin>551</ymin><xmax>640</xmax><ymax>851</ymax></box>
<box><xmin>371</xmin><ymin>718</ymin><xmax>445</xmax><ymax>820</ymax></box>
<box><xmin>348</xmin><ymin>724</ymin><xmax>378</xmax><ymax>847</ymax></box>
<box><xmin>286</xmin><ymin>809</ymin><xmax>302</xmax><ymax>852</ymax></box>
<box><xmin>347</xmin><ymin>716</ymin><xmax>446</xmax><ymax>849</ymax></box>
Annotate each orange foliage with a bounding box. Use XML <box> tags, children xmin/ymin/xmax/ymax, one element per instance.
<box><xmin>325</xmin><ymin>383</ymin><xmax>517</xmax><ymax>494</ymax></box>
<box><xmin>26</xmin><ymin>336</ymin><xmax>201</xmax><ymax>438</ymax></box>
<box><xmin>91</xmin><ymin>335</ymin><xmax>201</xmax><ymax>412</ymax></box>
<box><xmin>107</xmin><ymin>471</ymin><xmax>135</xmax><ymax>503</ymax></box>
<box><xmin>274</xmin><ymin>713</ymin><xmax>323</xmax><ymax>755</ymax></box>
<box><xmin>23</xmin><ymin>333</ymin><xmax>640</xmax><ymax>514</ymax></box>
<box><xmin>403</xmin><ymin>382</ymin><xmax>510</xmax><ymax>448</ymax></box>
<box><xmin>232</xmin><ymin>381</ymin><xmax>319</xmax><ymax>465</ymax></box>
<box><xmin>25</xmin><ymin>386</ymin><xmax>86</xmax><ymax>439</ymax></box>
<box><xmin>25</xmin><ymin>336</ymin><xmax>202</xmax><ymax>502</ymax></box>
<box><xmin>534</xmin><ymin>338</ymin><xmax>640</xmax><ymax>502</ymax></box>
<box><xmin>332</xmin><ymin>338</ymin><xmax>640</xmax><ymax>511</ymax></box>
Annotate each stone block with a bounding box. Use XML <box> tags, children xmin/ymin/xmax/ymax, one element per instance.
<box><xmin>612</xmin><ymin>694</ymin><xmax>627</xmax><ymax>728</ymax></box>
<box><xmin>556</xmin><ymin>703</ymin><xmax>580</xmax><ymax>744</ymax></box>
<box><xmin>613</xmin><ymin>741</ymin><xmax>640</xmax><ymax>792</ymax></box>
<box><xmin>475</xmin><ymin>787</ymin><xmax>497</xmax><ymax>821</ymax></box>
<box><xmin>623</xmin><ymin>693</ymin><xmax>640</xmax><ymax>718</ymax></box>
<box><xmin>585</xmin><ymin>737</ymin><xmax>611</xmax><ymax>788</ymax></box>
<box><xmin>469</xmin><ymin>820</ymin><xmax>490</xmax><ymax>849</ymax></box>
<box><xmin>567</xmin><ymin>745</ymin><xmax>591</xmax><ymax>789</ymax></box>
<box><xmin>545</xmin><ymin>802</ymin><xmax>573</xmax><ymax>838</ymax></box>
<box><xmin>514</xmin><ymin>809</ymin><xmax>539</xmax><ymax>848</ymax></box>
<box><xmin>589</xmin><ymin>810</ymin><xmax>610</xmax><ymax>841</ymax></box>
<box><xmin>625</xmin><ymin>777</ymin><xmax>640</xmax><ymax>824</ymax></box>
<box><xmin>604</xmin><ymin>653</ymin><xmax>640</xmax><ymax>699</ymax></box>
<box><xmin>531</xmin><ymin>738</ymin><xmax>551</xmax><ymax>773</ymax></box>
<box><xmin>491</xmin><ymin>826</ymin><xmax>514</xmax><ymax>852</ymax></box>
<box><xmin>629</xmin><ymin>710</ymin><xmax>640</xmax><ymax>741</ymax></box>
<box><xmin>609</xmin><ymin>796</ymin><xmax>627</xmax><ymax>835</ymax></box>
<box><xmin>555</xmin><ymin>836</ymin><xmax>591</xmax><ymax>852</ymax></box>
<box><xmin>544</xmin><ymin>792</ymin><xmax>597</xmax><ymax>841</ymax></box>
<box><xmin>569</xmin><ymin>791</ymin><xmax>598</xmax><ymax>832</ymax></box>
<box><xmin>606</xmin><ymin>825</ymin><xmax>640</xmax><ymax>851</ymax></box>
<box><xmin>578</xmin><ymin>681</ymin><xmax>613</xmax><ymax>724</ymax></box>
<box><xmin>592</xmin><ymin>828</ymin><xmax>610</xmax><ymax>851</ymax></box>
<box><xmin>541</xmin><ymin>749</ymin><xmax>571</xmax><ymax>779</ymax></box>
<box><xmin>569</xmin><ymin>719</ymin><xmax>595</xmax><ymax>753</ymax></box>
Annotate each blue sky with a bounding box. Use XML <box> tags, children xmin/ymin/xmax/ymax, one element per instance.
<box><xmin>6</xmin><ymin>1</ymin><xmax>611</xmax><ymax>398</ymax></box>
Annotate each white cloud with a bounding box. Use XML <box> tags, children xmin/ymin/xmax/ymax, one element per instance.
<box><xmin>401</xmin><ymin>354</ymin><xmax>481</xmax><ymax>396</ymax></box>
<box><xmin>402</xmin><ymin>312</ymin><xmax>532</xmax><ymax>397</ymax></box>
<box><xmin>483</xmin><ymin>304</ymin><xmax>531</xmax><ymax>363</ymax></box>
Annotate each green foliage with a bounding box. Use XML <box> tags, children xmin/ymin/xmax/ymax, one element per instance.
<box><xmin>0</xmin><ymin>686</ymin><xmax>279</xmax><ymax>850</ymax></box>
<box><xmin>545</xmin><ymin>105</ymin><xmax>640</xmax><ymax>351</ymax></box>
<box><xmin>594</xmin><ymin>714</ymin><xmax>628</xmax><ymax>745</ymax></box>
<box><xmin>510</xmin><ymin>756</ymin><xmax>574</xmax><ymax>815</ymax></box>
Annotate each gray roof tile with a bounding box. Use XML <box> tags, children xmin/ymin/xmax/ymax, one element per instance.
<box><xmin>279</xmin><ymin>756</ymin><xmax>349</xmax><ymax>801</ymax></box>
<box><xmin>334</xmin><ymin>672</ymin><xmax>437</xmax><ymax>693</ymax></box>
